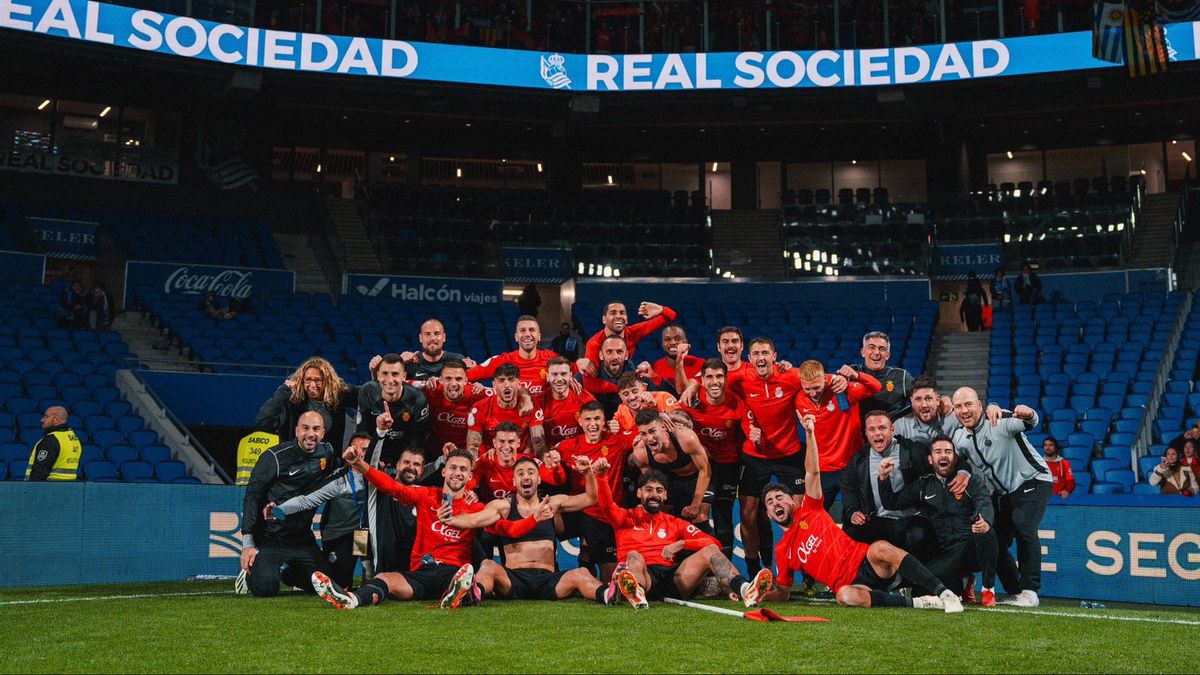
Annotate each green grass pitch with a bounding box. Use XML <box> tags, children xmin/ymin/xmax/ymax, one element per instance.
<box><xmin>1</xmin><ymin>581</ymin><xmax>1198</xmax><ymax>673</ymax></box>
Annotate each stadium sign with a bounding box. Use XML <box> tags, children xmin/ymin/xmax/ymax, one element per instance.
<box><xmin>123</xmin><ymin>260</ymin><xmax>296</xmax><ymax>306</ymax></box>
<box><xmin>503</xmin><ymin>246</ymin><xmax>572</xmax><ymax>283</ymax></box>
<box><xmin>933</xmin><ymin>242</ymin><xmax>1003</xmax><ymax>278</ymax></box>
<box><xmin>344</xmin><ymin>273</ymin><xmax>503</xmax><ymax>306</ymax></box>
<box><xmin>3</xmin><ymin>0</ymin><xmax>1200</xmax><ymax>91</ymax></box>
<box><xmin>0</xmin><ymin>147</ymin><xmax>178</xmax><ymax>184</ymax></box>
<box><xmin>28</xmin><ymin>216</ymin><xmax>96</xmax><ymax>261</ymax></box>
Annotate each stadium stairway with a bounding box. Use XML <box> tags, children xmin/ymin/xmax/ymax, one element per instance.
<box><xmin>323</xmin><ymin>195</ymin><xmax>384</xmax><ymax>273</ymax></box>
<box><xmin>926</xmin><ymin>331</ymin><xmax>990</xmax><ymax>396</ymax></box>
<box><xmin>273</xmin><ymin>232</ymin><xmax>335</xmax><ymax>295</ymax></box>
<box><xmin>710</xmin><ymin>210</ymin><xmax>787</xmax><ymax>280</ymax></box>
<box><xmin>114</xmin><ymin>370</ymin><xmax>226</xmax><ymax>483</ymax></box>
<box><xmin>1127</xmin><ymin>192</ymin><xmax>1179</xmax><ymax>268</ymax></box>
<box><xmin>1175</xmin><ymin>242</ymin><xmax>1200</xmax><ymax>289</ymax></box>
<box><xmin>112</xmin><ymin>312</ymin><xmax>202</xmax><ymax>373</ymax></box>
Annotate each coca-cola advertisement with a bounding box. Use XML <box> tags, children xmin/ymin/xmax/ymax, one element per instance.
<box><xmin>123</xmin><ymin>260</ymin><xmax>296</xmax><ymax>307</ymax></box>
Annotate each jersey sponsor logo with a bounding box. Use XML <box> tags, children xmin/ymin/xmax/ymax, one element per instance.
<box><xmin>430</xmin><ymin>518</ymin><xmax>465</xmax><ymax>541</ymax></box>
<box><xmin>699</xmin><ymin>427</ymin><xmax>729</xmax><ymax>440</ymax></box>
<box><xmin>534</xmin><ymin>409</ymin><xmax>545</xmax><ymax>421</ymax></box>
<box><xmin>795</xmin><ymin>533</ymin><xmax>822</xmax><ymax>564</ymax></box>
<box><xmin>550</xmin><ymin>425</ymin><xmax>580</xmax><ymax>438</ymax></box>
<box><xmin>437</xmin><ymin>411</ymin><xmax>468</xmax><ymax>425</ymax></box>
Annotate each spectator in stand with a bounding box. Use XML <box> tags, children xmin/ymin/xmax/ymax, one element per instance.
<box><xmin>990</xmin><ymin>268</ymin><xmax>1011</xmax><ymax>310</ymax></box>
<box><xmin>1149</xmin><ymin>447</ymin><xmax>1197</xmax><ymax>496</ymax></box>
<box><xmin>517</xmin><ymin>284</ymin><xmax>541</xmax><ymax>318</ymax></box>
<box><xmin>89</xmin><ymin>282</ymin><xmax>113</xmax><ymax>331</ymax></box>
<box><xmin>199</xmin><ymin>291</ymin><xmax>233</xmax><ymax>320</ymax></box>
<box><xmin>59</xmin><ymin>279</ymin><xmax>88</xmax><ymax>329</ymax></box>
<box><xmin>1014</xmin><ymin>264</ymin><xmax>1043</xmax><ymax>305</ymax></box>
<box><xmin>959</xmin><ymin>272</ymin><xmax>989</xmax><ymax>332</ymax></box>
<box><xmin>1042</xmin><ymin>437</ymin><xmax>1075</xmax><ymax>499</ymax></box>
<box><xmin>1182</xmin><ymin>439</ymin><xmax>1200</xmax><ymax>478</ymax></box>
<box><xmin>551</xmin><ymin>322</ymin><xmax>580</xmax><ymax>360</ymax></box>
<box><xmin>1166</xmin><ymin>422</ymin><xmax>1200</xmax><ymax>452</ymax></box>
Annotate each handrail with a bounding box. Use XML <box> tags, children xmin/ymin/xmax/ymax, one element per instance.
<box><xmin>124</xmin><ymin>367</ymin><xmax>234</xmax><ymax>485</ymax></box>
<box><xmin>1132</xmin><ymin>288</ymin><xmax>1194</xmax><ymax>476</ymax></box>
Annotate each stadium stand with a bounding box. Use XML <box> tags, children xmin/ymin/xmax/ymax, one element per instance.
<box><xmin>0</xmin><ymin>281</ymin><xmax>192</xmax><ymax>483</ymax></box>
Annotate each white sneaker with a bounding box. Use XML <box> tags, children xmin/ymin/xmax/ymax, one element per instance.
<box><xmin>311</xmin><ymin>571</ymin><xmax>358</xmax><ymax>609</ymax></box>
<box><xmin>1000</xmin><ymin>589</ymin><xmax>1040</xmax><ymax>607</ymax></box>
<box><xmin>233</xmin><ymin>569</ymin><xmax>249</xmax><ymax>595</ymax></box>
<box><xmin>741</xmin><ymin>568</ymin><xmax>774</xmax><ymax>607</ymax></box>
<box><xmin>912</xmin><ymin>595</ymin><xmax>944</xmax><ymax>610</ymax></box>
<box><xmin>939</xmin><ymin>589</ymin><xmax>964</xmax><ymax>614</ymax></box>
<box><xmin>439</xmin><ymin>563</ymin><xmax>476</xmax><ymax>610</ymax></box>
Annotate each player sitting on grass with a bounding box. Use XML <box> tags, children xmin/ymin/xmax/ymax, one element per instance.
<box><xmin>759</xmin><ymin>415</ymin><xmax>964</xmax><ymax>613</ymax></box>
<box><xmin>311</xmin><ymin>446</ymin><xmax>551</xmax><ymax>610</ymax></box>
<box><xmin>593</xmin><ymin>459</ymin><xmax>773</xmax><ymax>609</ymax></box>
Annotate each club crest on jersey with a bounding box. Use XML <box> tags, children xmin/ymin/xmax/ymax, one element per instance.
<box><xmin>886</xmin><ymin>380</ymin><xmax>895</xmax><ymax>392</ymax></box>
<box><xmin>826</xmin><ymin>400</ymin><xmax>836</xmax><ymax>412</ymax></box>
<box><xmin>600</xmin><ymin>445</ymin><xmax>609</xmax><ymax>456</ymax></box>
<box><xmin>320</xmin><ymin>458</ymin><xmax>327</xmax><ymax>471</ymax></box>
<box><xmin>799</xmin><ymin>519</ymin><xmax>809</xmax><ymax>530</ymax></box>
<box><xmin>540</xmin><ymin>368</ymin><xmax>548</xmax><ymax>379</ymax></box>
<box><xmin>725</xmin><ymin>419</ymin><xmax>734</xmax><ymax>428</ymax></box>
<box><xmin>775</xmin><ymin>386</ymin><xmax>783</xmax><ymax>399</ymax></box>
<box><xmin>657</xmin><ymin>528</ymin><xmax>667</xmax><ymax>539</ymax></box>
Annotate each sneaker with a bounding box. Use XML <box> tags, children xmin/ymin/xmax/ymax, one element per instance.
<box><xmin>439</xmin><ymin>564</ymin><xmax>475</xmax><ymax>610</ymax></box>
<box><xmin>311</xmin><ymin>571</ymin><xmax>358</xmax><ymax>609</ymax></box>
<box><xmin>912</xmin><ymin>595</ymin><xmax>944</xmax><ymax>610</ymax></box>
<box><xmin>233</xmin><ymin>569</ymin><xmax>249</xmax><ymax>595</ymax></box>
<box><xmin>741</xmin><ymin>568</ymin><xmax>774</xmax><ymax>607</ymax></box>
<box><xmin>981</xmin><ymin>589</ymin><xmax>996</xmax><ymax>608</ymax></box>
<box><xmin>799</xmin><ymin>580</ymin><xmax>819</xmax><ymax>598</ymax></box>
<box><xmin>615</xmin><ymin>569</ymin><xmax>649</xmax><ymax>609</ymax></box>
<box><xmin>962</xmin><ymin>575</ymin><xmax>976</xmax><ymax>604</ymax></box>
<box><xmin>1000</xmin><ymin>589</ymin><xmax>1040</xmax><ymax>607</ymax></box>
<box><xmin>939</xmin><ymin>589</ymin><xmax>964</xmax><ymax>614</ymax></box>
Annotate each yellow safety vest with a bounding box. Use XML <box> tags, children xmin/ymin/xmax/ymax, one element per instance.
<box><xmin>236</xmin><ymin>431</ymin><xmax>279</xmax><ymax>485</ymax></box>
<box><xmin>26</xmin><ymin>429</ymin><xmax>82</xmax><ymax>481</ymax></box>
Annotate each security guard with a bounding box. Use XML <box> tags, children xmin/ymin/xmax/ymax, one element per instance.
<box><xmin>235</xmin><ymin>428</ymin><xmax>280</xmax><ymax>486</ymax></box>
<box><xmin>26</xmin><ymin>406</ymin><xmax>82</xmax><ymax>481</ymax></box>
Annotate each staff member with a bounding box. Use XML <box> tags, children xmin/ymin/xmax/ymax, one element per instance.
<box><xmin>239</xmin><ymin>411</ymin><xmax>339</xmax><ymax>598</ymax></box>
<box><xmin>26</xmin><ymin>406</ymin><xmax>82</xmax><ymax>481</ymax></box>
<box><xmin>235</xmin><ymin>428</ymin><xmax>280</xmax><ymax>486</ymax></box>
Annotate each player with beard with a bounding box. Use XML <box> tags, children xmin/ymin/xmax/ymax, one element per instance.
<box><xmin>593</xmin><ymin>464</ymin><xmax>773</xmax><ymax>607</ymax></box>
<box><xmin>893</xmin><ymin>375</ymin><xmax>1002</xmax><ymax>445</ymax></box>
<box><xmin>612</xmin><ymin>372</ymin><xmax>680</xmax><ymax>433</ymax></box>
<box><xmin>578</xmin><ymin>300</ymin><xmax>676</xmax><ymax>376</ymax></box>
<box><xmin>399</xmin><ymin>319</ymin><xmax>473</xmax><ymax>382</ymax></box>
<box><xmin>879</xmin><ymin>436</ymin><xmax>999</xmax><ymax>606</ymax></box>
<box><xmin>468</xmin><ymin>315</ymin><xmax>562</xmax><ymax>396</ymax></box>
<box><xmin>357</xmin><ymin>354</ymin><xmax>431</xmax><ymax>466</ymax></box>
<box><xmin>270</xmin><ymin>440</ymin><xmax>428</xmax><ymax>575</ymax></box>
<box><xmin>541</xmin><ymin>356</ymin><xmax>596</xmax><ymax>448</ymax></box>
<box><xmin>758</xmin><ymin>415</ymin><xmax>963</xmax><ymax>613</ymax></box>
<box><xmin>470</xmin><ymin>422</ymin><xmax>566</xmax><ymax>501</ymax></box>
<box><xmin>474</xmin><ymin>455</ymin><xmax>628</xmax><ymax>603</ymax></box>
<box><xmin>583</xmin><ymin>336</ymin><xmax>636</xmax><ymax>418</ymax></box>
<box><xmin>419</xmin><ymin>360</ymin><xmax>487</xmax><ymax>464</ymax></box>
<box><xmin>555</xmin><ymin>401</ymin><xmax>637</xmax><ymax>578</ymax></box>
<box><xmin>630</xmin><ymin>409</ymin><xmax>712</xmax><ymax>529</ymax></box>
<box><xmin>677</xmin><ymin>359</ymin><xmax>746</xmax><ymax>559</ymax></box>
<box><xmin>466</xmin><ymin>363</ymin><xmax>546</xmax><ymax>457</ymax></box>
<box><xmin>312</xmin><ymin>447</ymin><xmax>553</xmax><ymax>610</ymax></box>
<box><xmin>640</xmin><ymin>325</ymin><xmax>704</xmax><ymax>396</ymax></box>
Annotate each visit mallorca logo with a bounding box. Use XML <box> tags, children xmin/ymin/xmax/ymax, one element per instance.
<box><xmin>540</xmin><ymin>53</ymin><xmax>571</xmax><ymax>90</ymax></box>
<box><xmin>209</xmin><ymin>512</ymin><xmax>242</xmax><ymax>558</ymax></box>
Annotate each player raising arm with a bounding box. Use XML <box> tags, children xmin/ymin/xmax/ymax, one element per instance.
<box><xmin>759</xmin><ymin>415</ymin><xmax>963</xmax><ymax>613</ymax></box>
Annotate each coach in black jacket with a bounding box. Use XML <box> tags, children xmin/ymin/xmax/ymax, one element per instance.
<box><xmin>880</xmin><ymin>434</ymin><xmax>999</xmax><ymax>600</ymax></box>
<box><xmin>839</xmin><ymin>411</ymin><xmax>937</xmax><ymax>560</ymax></box>
<box><xmin>240</xmin><ymin>411</ymin><xmax>340</xmax><ymax>598</ymax></box>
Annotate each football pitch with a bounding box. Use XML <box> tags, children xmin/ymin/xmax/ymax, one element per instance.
<box><xmin>2</xmin><ymin>581</ymin><xmax>1198</xmax><ymax>673</ymax></box>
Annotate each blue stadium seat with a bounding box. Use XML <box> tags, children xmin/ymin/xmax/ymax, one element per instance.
<box><xmin>1137</xmin><ymin>455</ymin><xmax>1161</xmax><ymax>478</ymax></box>
<box><xmin>0</xmin><ymin>461</ymin><xmax>7</xmax><ymax>480</ymax></box>
<box><xmin>154</xmin><ymin>460</ymin><xmax>187</xmax><ymax>482</ymax></box>
<box><xmin>139</xmin><ymin>444</ymin><xmax>171</xmax><ymax>464</ymax></box>
<box><xmin>1091</xmin><ymin>481</ymin><xmax>1125</xmax><ymax>494</ymax></box>
<box><xmin>1113</xmin><ymin>418</ymin><xmax>1141</xmax><ymax>434</ymax></box>
<box><xmin>1102</xmin><ymin>445</ymin><xmax>1130</xmax><ymax>462</ymax></box>
<box><xmin>84</xmin><ymin>415</ymin><xmax>115</xmax><ymax>432</ymax></box>
<box><xmin>1105</xmin><ymin>469</ymin><xmax>1136</xmax><ymax>490</ymax></box>
<box><xmin>1090</xmin><ymin>458</ymin><xmax>1122</xmax><ymax>478</ymax></box>
<box><xmin>127</xmin><ymin>429</ymin><xmax>158</xmax><ymax>448</ymax></box>
<box><xmin>104</xmin><ymin>400</ymin><xmax>133</xmax><ymax>418</ymax></box>
<box><xmin>1061</xmin><ymin>447</ymin><xmax>1091</xmax><ymax>466</ymax></box>
<box><xmin>119</xmin><ymin>460</ymin><xmax>154</xmax><ymax>482</ymax></box>
<box><xmin>1132</xmin><ymin>483</ymin><xmax>1160</xmax><ymax>494</ymax></box>
<box><xmin>1079</xmin><ymin>419</ymin><xmax>1108</xmax><ymax>440</ymax></box>
<box><xmin>1109</xmin><ymin>432</ymin><xmax>1136</xmax><ymax>447</ymax></box>
<box><xmin>115</xmin><ymin>415</ymin><xmax>143</xmax><ymax>434</ymax></box>
<box><xmin>9</xmin><ymin>460</ymin><xmax>27</xmax><ymax>480</ymax></box>
<box><xmin>105</xmin><ymin>444</ymin><xmax>139</xmax><ymax>466</ymax></box>
<box><xmin>89</xmin><ymin>429</ymin><xmax>124</xmax><ymax>450</ymax></box>
<box><xmin>0</xmin><ymin>442</ymin><xmax>27</xmax><ymax>463</ymax></box>
<box><xmin>84</xmin><ymin>460</ymin><xmax>118</xmax><ymax>481</ymax></box>
<box><xmin>1047</xmin><ymin>420</ymin><xmax>1075</xmax><ymax>439</ymax></box>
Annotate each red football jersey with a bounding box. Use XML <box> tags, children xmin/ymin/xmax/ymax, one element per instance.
<box><xmin>723</xmin><ymin>360</ymin><xmax>753</xmax><ymax>396</ymax></box>
<box><xmin>470</xmin><ymin>454</ymin><xmax>566</xmax><ymax>500</ymax></box>
<box><xmin>466</xmin><ymin>349</ymin><xmax>560</xmax><ymax>395</ymax></box>
<box><xmin>650</xmin><ymin>355</ymin><xmax>705</xmax><ymax>392</ymax></box>
<box><xmin>583</xmin><ymin>306</ymin><xmax>677</xmax><ymax>366</ymax></box>
<box><xmin>593</xmin><ymin>472</ymin><xmax>719</xmax><ymax>567</ymax></box>
<box><xmin>740</xmin><ymin>368</ymin><xmax>805</xmax><ymax>459</ymax></box>
<box><xmin>467</xmin><ymin>396</ymin><xmax>544</xmax><ymax>449</ymax></box>
<box><xmin>794</xmin><ymin>372</ymin><xmax>881</xmax><ymax>472</ymax></box>
<box><xmin>683</xmin><ymin>389</ymin><xmax>747</xmax><ymax>464</ymax></box>
<box><xmin>775</xmin><ymin>493</ymin><xmax>870</xmax><ymax>592</ymax></box>
<box><xmin>541</xmin><ymin>388</ymin><xmax>596</xmax><ymax>448</ymax></box>
<box><xmin>556</xmin><ymin>430</ymin><xmax>635</xmax><ymax>519</ymax></box>
<box><xmin>363</xmin><ymin>468</ymin><xmax>540</xmax><ymax>569</ymax></box>
<box><xmin>424</xmin><ymin>387</ymin><xmax>487</xmax><ymax>454</ymax></box>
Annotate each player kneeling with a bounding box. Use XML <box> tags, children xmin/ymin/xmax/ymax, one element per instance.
<box><xmin>759</xmin><ymin>415</ymin><xmax>963</xmax><ymax>613</ymax></box>
<box><xmin>593</xmin><ymin>459</ymin><xmax>772</xmax><ymax>609</ymax></box>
